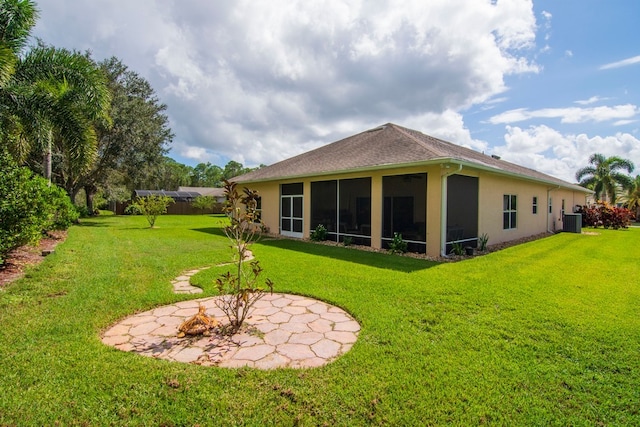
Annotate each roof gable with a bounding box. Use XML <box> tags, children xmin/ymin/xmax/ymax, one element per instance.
<box><xmin>234</xmin><ymin>123</ymin><xmax>590</xmax><ymax>192</ymax></box>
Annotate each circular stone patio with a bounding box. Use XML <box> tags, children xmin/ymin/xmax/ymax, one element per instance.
<box><xmin>101</xmin><ymin>293</ymin><xmax>360</xmax><ymax>369</ymax></box>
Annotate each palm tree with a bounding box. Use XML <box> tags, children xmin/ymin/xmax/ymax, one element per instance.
<box><xmin>626</xmin><ymin>175</ymin><xmax>640</xmax><ymax>218</ymax></box>
<box><xmin>575</xmin><ymin>153</ymin><xmax>635</xmax><ymax>203</ymax></box>
<box><xmin>0</xmin><ymin>0</ymin><xmax>38</xmax><ymax>86</ymax></box>
<box><xmin>0</xmin><ymin>1</ymin><xmax>111</xmax><ymax>188</ymax></box>
<box><xmin>20</xmin><ymin>45</ymin><xmax>111</xmax><ymax>192</ymax></box>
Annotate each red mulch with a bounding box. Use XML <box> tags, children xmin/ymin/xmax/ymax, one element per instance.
<box><xmin>0</xmin><ymin>230</ymin><xmax>67</xmax><ymax>288</ymax></box>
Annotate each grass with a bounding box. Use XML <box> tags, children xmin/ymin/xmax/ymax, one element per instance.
<box><xmin>1</xmin><ymin>214</ymin><xmax>639</xmax><ymax>426</ymax></box>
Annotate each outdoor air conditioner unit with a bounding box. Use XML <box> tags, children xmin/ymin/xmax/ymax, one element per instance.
<box><xmin>563</xmin><ymin>213</ymin><xmax>582</xmax><ymax>233</ymax></box>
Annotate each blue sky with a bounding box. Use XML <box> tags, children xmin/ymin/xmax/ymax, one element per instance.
<box><xmin>32</xmin><ymin>0</ymin><xmax>640</xmax><ymax>183</ymax></box>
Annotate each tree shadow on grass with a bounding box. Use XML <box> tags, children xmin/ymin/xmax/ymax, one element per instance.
<box><xmin>191</xmin><ymin>228</ymin><xmax>439</xmax><ymax>273</ymax></box>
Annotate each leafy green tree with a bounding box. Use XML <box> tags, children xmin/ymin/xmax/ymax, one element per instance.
<box><xmin>77</xmin><ymin>57</ymin><xmax>172</xmax><ymax>212</ymax></box>
<box><xmin>575</xmin><ymin>153</ymin><xmax>635</xmax><ymax>203</ymax></box>
<box><xmin>129</xmin><ymin>194</ymin><xmax>174</xmax><ymax>228</ymax></box>
<box><xmin>137</xmin><ymin>156</ymin><xmax>192</xmax><ymax>191</ymax></box>
<box><xmin>222</xmin><ymin>160</ymin><xmax>254</xmax><ymax>180</ymax></box>
<box><xmin>192</xmin><ymin>195</ymin><xmax>216</xmax><ymax>212</ymax></box>
<box><xmin>190</xmin><ymin>162</ymin><xmax>223</xmax><ymax>187</ymax></box>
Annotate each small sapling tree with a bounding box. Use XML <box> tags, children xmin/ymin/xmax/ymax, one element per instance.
<box><xmin>129</xmin><ymin>195</ymin><xmax>174</xmax><ymax>228</ymax></box>
<box><xmin>192</xmin><ymin>195</ymin><xmax>216</xmax><ymax>213</ymax></box>
<box><xmin>215</xmin><ymin>180</ymin><xmax>273</xmax><ymax>334</ymax></box>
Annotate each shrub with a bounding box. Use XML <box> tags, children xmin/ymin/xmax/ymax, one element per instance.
<box><xmin>123</xmin><ymin>204</ymin><xmax>139</xmax><ymax>215</ymax></box>
<box><xmin>74</xmin><ymin>205</ymin><xmax>91</xmax><ymax>218</ymax></box>
<box><xmin>310</xmin><ymin>224</ymin><xmax>328</xmax><ymax>241</ymax></box>
<box><xmin>388</xmin><ymin>232</ymin><xmax>408</xmax><ymax>254</ymax></box>
<box><xmin>343</xmin><ymin>236</ymin><xmax>353</xmax><ymax>247</ymax></box>
<box><xmin>215</xmin><ymin>180</ymin><xmax>273</xmax><ymax>334</ymax></box>
<box><xmin>45</xmin><ymin>184</ymin><xmax>79</xmax><ymax>230</ymax></box>
<box><xmin>129</xmin><ymin>195</ymin><xmax>174</xmax><ymax>228</ymax></box>
<box><xmin>576</xmin><ymin>202</ymin><xmax>633</xmax><ymax>229</ymax></box>
<box><xmin>0</xmin><ymin>148</ymin><xmax>75</xmax><ymax>264</ymax></box>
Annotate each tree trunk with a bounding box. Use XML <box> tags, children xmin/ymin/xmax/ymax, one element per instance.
<box><xmin>43</xmin><ymin>130</ymin><xmax>53</xmax><ymax>185</ymax></box>
<box><xmin>43</xmin><ymin>149</ymin><xmax>52</xmax><ymax>185</ymax></box>
<box><xmin>84</xmin><ymin>184</ymin><xmax>98</xmax><ymax>215</ymax></box>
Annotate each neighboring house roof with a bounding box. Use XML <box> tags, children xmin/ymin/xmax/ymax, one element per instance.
<box><xmin>178</xmin><ymin>186</ymin><xmax>225</xmax><ymax>198</ymax></box>
<box><xmin>234</xmin><ymin>123</ymin><xmax>591</xmax><ymax>193</ymax></box>
<box><xmin>134</xmin><ymin>189</ymin><xmax>202</xmax><ymax>201</ymax></box>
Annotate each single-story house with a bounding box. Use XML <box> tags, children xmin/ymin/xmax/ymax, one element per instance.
<box><xmin>233</xmin><ymin>123</ymin><xmax>592</xmax><ymax>257</ymax></box>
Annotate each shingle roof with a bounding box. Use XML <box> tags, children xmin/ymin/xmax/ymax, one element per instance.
<box><xmin>178</xmin><ymin>186</ymin><xmax>225</xmax><ymax>197</ymax></box>
<box><xmin>134</xmin><ymin>189</ymin><xmax>202</xmax><ymax>201</ymax></box>
<box><xmin>234</xmin><ymin>123</ymin><xmax>590</xmax><ymax>192</ymax></box>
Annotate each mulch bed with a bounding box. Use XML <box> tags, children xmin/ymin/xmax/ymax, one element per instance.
<box><xmin>0</xmin><ymin>231</ymin><xmax>67</xmax><ymax>288</ymax></box>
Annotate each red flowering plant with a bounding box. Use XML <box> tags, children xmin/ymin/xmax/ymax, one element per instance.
<box><xmin>576</xmin><ymin>201</ymin><xmax>633</xmax><ymax>229</ymax></box>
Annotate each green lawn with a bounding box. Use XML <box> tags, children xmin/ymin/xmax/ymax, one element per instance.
<box><xmin>1</xmin><ymin>214</ymin><xmax>638</xmax><ymax>426</ymax></box>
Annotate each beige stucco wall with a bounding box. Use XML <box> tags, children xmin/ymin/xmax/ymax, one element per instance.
<box><xmin>477</xmin><ymin>172</ymin><xmax>589</xmax><ymax>245</ymax></box>
<box><xmin>243</xmin><ymin>165</ymin><xmax>589</xmax><ymax>257</ymax></box>
<box><xmin>478</xmin><ymin>172</ymin><xmax>547</xmax><ymax>244</ymax></box>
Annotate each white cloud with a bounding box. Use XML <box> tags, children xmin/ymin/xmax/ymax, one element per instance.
<box><xmin>489</xmin><ymin>104</ymin><xmax>638</xmax><ymax>125</ymax></box>
<box><xmin>600</xmin><ymin>55</ymin><xmax>640</xmax><ymax>70</ymax></box>
<box><xmin>614</xmin><ymin>119</ymin><xmax>637</xmax><ymax>126</ymax></box>
<box><xmin>33</xmin><ymin>0</ymin><xmax>539</xmax><ymax>166</ymax></box>
<box><xmin>494</xmin><ymin>125</ymin><xmax>640</xmax><ymax>182</ymax></box>
<box><xmin>574</xmin><ymin>96</ymin><xmax>608</xmax><ymax>105</ymax></box>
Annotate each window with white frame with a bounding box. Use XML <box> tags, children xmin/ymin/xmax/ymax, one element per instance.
<box><xmin>532</xmin><ymin>196</ymin><xmax>538</xmax><ymax>214</ymax></box>
<box><xmin>503</xmin><ymin>195</ymin><xmax>517</xmax><ymax>229</ymax></box>
<box><xmin>561</xmin><ymin>199</ymin><xmax>565</xmax><ymax>217</ymax></box>
<box><xmin>548</xmin><ymin>197</ymin><xmax>553</xmax><ymax>214</ymax></box>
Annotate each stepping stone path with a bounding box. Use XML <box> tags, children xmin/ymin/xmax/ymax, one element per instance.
<box><xmin>171</xmin><ymin>267</ymin><xmax>208</xmax><ymax>294</ymax></box>
<box><xmin>171</xmin><ymin>250</ymin><xmax>255</xmax><ymax>295</ymax></box>
<box><xmin>102</xmin><ymin>293</ymin><xmax>360</xmax><ymax>369</ymax></box>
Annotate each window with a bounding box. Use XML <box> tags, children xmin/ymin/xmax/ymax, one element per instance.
<box><xmin>503</xmin><ymin>194</ymin><xmax>517</xmax><ymax>229</ymax></box>
<box><xmin>255</xmin><ymin>196</ymin><xmax>262</xmax><ymax>222</ymax></box>
<box><xmin>532</xmin><ymin>196</ymin><xmax>538</xmax><ymax>214</ymax></box>
<box><xmin>548</xmin><ymin>197</ymin><xmax>553</xmax><ymax>214</ymax></box>
<box><xmin>561</xmin><ymin>199</ymin><xmax>565</xmax><ymax>217</ymax></box>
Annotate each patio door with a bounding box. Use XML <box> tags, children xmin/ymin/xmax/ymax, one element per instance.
<box><xmin>281</xmin><ymin>183</ymin><xmax>303</xmax><ymax>238</ymax></box>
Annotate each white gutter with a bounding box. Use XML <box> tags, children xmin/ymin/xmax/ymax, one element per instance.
<box><xmin>440</xmin><ymin>163</ymin><xmax>463</xmax><ymax>256</ymax></box>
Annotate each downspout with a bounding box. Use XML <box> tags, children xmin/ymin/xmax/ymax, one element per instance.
<box><xmin>547</xmin><ymin>185</ymin><xmax>560</xmax><ymax>233</ymax></box>
<box><xmin>441</xmin><ymin>163</ymin><xmax>463</xmax><ymax>256</ymax></box>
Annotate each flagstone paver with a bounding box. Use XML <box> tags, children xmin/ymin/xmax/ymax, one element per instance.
<box><xmin>102</xmin><ymin>287</ymin><xmax>360</xmax><ymax>369</ymax></box>
<box><xmin>170</xmin><ymin>267</ymin><xmax>209</xmax><ymax>294</ymax></box>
